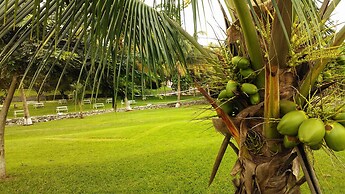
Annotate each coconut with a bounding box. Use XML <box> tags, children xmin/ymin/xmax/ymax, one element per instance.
<box><xmin>218</xmin><ymin>90</ymin><xmax>228</xmax><ymax>100</ymax></box>
<box><xmin>277</xmin><ymin>110</ymin><xmax>308</xmax><ymax>136</ymax></box>
<box><xmin>279</xmin><ymin>100</ymin><xmax>297</xmax><ymax>116</ymax></box>
<box><xmin>232</xmin><ymin>56</ymin><xmax>250</xmax><ymax>69</ymax></box>
<box><xmin>226</xmin><ymin>80</ymin><xmax>238</xmax><ymax>98</ymax></box>
<box><xmin>324</xmin><ymin>121</ymin><xmax>345</xmax><ymax>151</ymax></box>
<box><xmin>298</xmin><ymin>118</ymin><xmax>325</xmax><ymax>146</ymax></box>
<box><xmin>333</xmin><ymin>113</ymin><xmax>345</xmax><ymax>126</ymax></box>
<box><xmin>239</xmin><ymin>68</ymin><xmax>256</xmax><ymax>79</ymax></box>
<box><xmin>309</xmin><ymin>142</ymin><xmax>323</xmax><ymax>150</ymax></box>
<box><xmin>249</xmin><ymin>92</ymin><xmax>260</xmax><ymax>105</ymax></box>
<box><xmin>240</xmin><ymin>83</ymin><xmax>258</xmax><ymax>95</ymax></box>
<box><xmin>283</xmin><ymin>135</ymin><xmax>300</xmax><ymax>148</ymax></box>
<box><xmin>218</xmin><ymin>101</ymin><xmax>234</xmax><ymax>116</ymax></box>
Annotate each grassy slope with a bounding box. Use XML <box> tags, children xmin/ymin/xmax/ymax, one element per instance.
<box><xmin>0</xmin><ymin>106</ymin><xmax>344</xmax><ymax>193</ymax></box>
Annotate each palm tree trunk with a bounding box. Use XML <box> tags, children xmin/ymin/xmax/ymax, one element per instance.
<box><xmin>37</xmin><ymin>95</ymin><xmax>39</xmax><ymax>103</ymax></box>
<box><xmin>177</xmin><ymin>74</ymin><xmax>181</xmax><ymax>102</ymax></box>
<box><xmin>211</xmin><ymin>114</ymin><xmax>301</xmax><ymax>193</ymax></box>
<box><xmin>233</xmin><ymin>153</ymin><xmax>300</xmax><ymax>194</ymax></box>
<box><xmin>232</xmin><ymin>119</ymin><xmax>301</xmax><ymax>193</ymax></box>
<box><xmin>0</xmin><ymin>75</ymin><xmax>18</xmax><ymax>178</ymax></box>
<box><xmin>20</xmin><ymin>86</ymin><xmax>32</xmax><ymax>126</ymax></box>
<box><xmin>124</xmin><ymin>97</ymin><xmax>132</xmax><ymax>111</ymax></box>
<box><xmin>78</xmin><ymin>101</ymin><xmax>84</xmax><ymax>119</ymax></box>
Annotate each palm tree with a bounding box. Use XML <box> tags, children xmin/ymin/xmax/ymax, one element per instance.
<box><xmin>1</xmin><ymin>0</ymin><xmax>345</xmax><ymax>192</ymax></box>
<box><xmin>20</xmin><ymin>86</ymin><xmax>33</xmax><ymax>125</ymax></box>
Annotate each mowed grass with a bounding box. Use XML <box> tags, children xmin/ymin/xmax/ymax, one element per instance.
<box><xmin>1</xmin><ymin>105</ymin><xmax>237</xmax><ymax>193</ymax></box>
<box><xmin>1</xmin><ymin>105</ymin><xmax>345</xmax><ymax>193</ymax></box>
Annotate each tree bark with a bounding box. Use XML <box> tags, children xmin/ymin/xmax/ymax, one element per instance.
<box><xmin>232</xmin><ymin>119</ymin><xmax>301</xmax><ymax>194</ymax></box>
<box><xmin>36</xmin><ymin>94</ymin><xmax>40</xmax><ymax>103</ymax></box>
<box><xmin>124</xmin><ymin>97</ymin><xmax>132</xmax><ymax>111</ymax></box>
<box><xmin>78</xmin><ymin>101</ymin><xmax>84</xmax><ymax>119</ymax></box>
<box><xmin>176</xmin><ymin>74</ymin><xmax>181</xmax><ymax>108</ymax></box>
<box><xmin>212</xmin><ymin>116</ymin><xmax>301</xmax><ymax>193</ymax></box>
<box><xmin>0</xmin><ymin>75</ymin><xmax>18</xmax><ymax>178</ymax></box>
<box><xmin>177</xmin><ymin>74</ymin><xmax>181</xmax><ymax>102</ymax></box>
<box><xmin>21</xmin><ymin>86</ymin><xmax>32</xmax><ymax>126</ymax></box>
<box><xmin>233</xmin><ymin>153</ymin><xmax>300</xmax><ymax>194</ymax></box>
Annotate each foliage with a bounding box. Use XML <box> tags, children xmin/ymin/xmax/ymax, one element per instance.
<box><xmin>0</xmin><ymin>24</ymin><xmax>84</xmax><ymax>100</ymax></box>
<box><xmin>0</xmin><ymin>0</ymin><xmax>190</xmax><ymax>99</ymax></box>
<box><xmin>171</xmin><ymin>75</ymin><xmax>192</xmax><ymax>92</ymax></box>
<box><xmin>1</xmin><ymin>0</ymin><xmax>345</xmax><ymax>192</ymax></box>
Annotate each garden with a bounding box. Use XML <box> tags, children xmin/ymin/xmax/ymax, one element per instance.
<box><xmin>0</xmin><ymin>105</ymin><xmax>344</xmax><ymax>193</ymax></box>
<box><xmin>1</xmin><ymin>0</ymin><xmax>345</xmax><ymax>193</ymax></box>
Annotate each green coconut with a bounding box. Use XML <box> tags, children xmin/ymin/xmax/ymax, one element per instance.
<box><xmin>218</xmin><ymin>90</ymin><xmax>228</xmax><ymax>100</ymax></box>
<box><xmin>309</xmin><ymin>142</ymin><xmax>323</xmax><ymax>150</ymax></box>
<box><xmin>226</xmin><ymin>80</ymin><xmax>238</xmax><ymax>98</ymax></box>
<box><xmin>239</xmin><ymin>68</ymin><xmax>256</xmax><ymax>79</ymax></box>
<box><xmin>324</xmin><ymin>121</ymin><xmax>345</xmax><ymax>151</ymax></box>
<box><xmin>298</xmin><ymin>118</ymin><xmax>325</xmax><ymax>146</ymax></box>
<box><xmin>333</xmin><ymin>112</ymin><xmax>345</xmax><ymax>126</ymax></box>
<box><xmin>277</xmin><ymin>110</ymin><xmax>308</xmax><ymax>136</ymax></box>
<box><xmin>249</xmin><ymin>92</ymin><xmax>260</xmax><ymax>105</ymax></box>
<box><xmin>232</xmin><ymin>56</ymin><xmax>250</xmax><ymax>69</ymax></box>
<box><xmin>218</xmin><ymin>101</ymin><xmax>234</xmax><ymax>116</ymax></box>
<box><xmin>240</xmin><ymin>83</ymin><xmax>258</xmax><ymax>95</ymax></box>
<box><xmin>279</xmin><ymin>100</ymin><xmax>298</xmax><ymax>116</ymax></box>
<box><xmin>283</xmin><ymin>135</ymin><xmax>300</xmax><ymax>148</ymax></box>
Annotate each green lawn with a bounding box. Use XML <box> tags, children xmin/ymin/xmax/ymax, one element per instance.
<box><xmin>0</xmin><ymin>105</ymin><xmax>344</xmax><ymax>193</ymax></box>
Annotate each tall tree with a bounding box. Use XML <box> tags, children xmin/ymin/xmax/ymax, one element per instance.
<box><xmin>0</xmin><ymin>75</ymin><xmax>17</xmax><ymax>178</ymax></box>
<box><xmin>20</xmin><ymin>86</ymin><xmax>32</xmax><ymax>125</ymax></box>
<box><xmin>1</xmin><ymin>0</ymin><xmax>345</xmax><ymax>192</ymax></box>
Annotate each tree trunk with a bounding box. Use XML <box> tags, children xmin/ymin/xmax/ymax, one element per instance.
<box><xmin>0</xmin><ymin>75</ymin><xmax>18</xmax><ymax>178</ymax></box>
<box><xmin>231</xmin><ymin>118</ymin><xmax>301</xmax><ymax>193</ymax></box>
<box><xmin>124</xmin><ymin>97</ymin><xmax>132</xmax><ymax>111</ymax></box>
<box><xmin>37</xmin><ymin>94</ymin><xmax>40</xmax><ymax>103</ymax></box>
<box><xmin>233</xmin><ymin>153</ymin><xmax>300</xmax><ymax>194</ymax></box>
<box><xmin>21</xmin><ymin>87</ymin><xmax>32</xmax><ymax>126</ymax></box>
<box><xmin>177</xmin><ymin>74</ymin><xmax>181</xmax><ymax>102</ymax></box>
<box><xmin>212</xmin><ymin>108</ymin><xmax>302</xmax><ymax>193</ymax></box>
<box><xmin>176</xmin><ymin>74</ymin><xmax>181</xmax><ymax>108</ymax></box>
<box><xmin>78</xmin><ymin>101</ymin><xmax>84</xmax><ymax>119</ymax></box>
<box><xmin>112</xmin><ymin>96</ymin><xmax>115</xmax><ymax>109</ymax></box>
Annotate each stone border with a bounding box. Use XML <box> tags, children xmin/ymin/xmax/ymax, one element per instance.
<box><xmin>6</xmin><ymin>99</ymin><xmax>207</xmax><ymax>126</ymax></box>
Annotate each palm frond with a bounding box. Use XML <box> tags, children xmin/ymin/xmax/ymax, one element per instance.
<box><xmin>1</xmin><ymin>0</ymin><xmax>198</xmax><ymax>100</ymax></box>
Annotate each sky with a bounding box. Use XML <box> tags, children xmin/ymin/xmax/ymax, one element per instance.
<box><xmin>332</xmin><ymin>1</ymin><xmax>345</xmax><ymax>30</ymax></box>
<box><xmin>145</xmin><ymin>1</ymin><xmax>345</xmax><ymax>45</ymax></box>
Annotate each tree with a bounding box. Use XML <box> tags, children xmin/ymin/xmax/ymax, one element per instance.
<box><xmin>20</xmin><ymin>86</ymin><xmax>33</xmax><ymax>126</ymax></box>
<box><xmin>1</xmin><ymin>0</ymin><xmax>345</xmax><ymax>192</ymax></box>
<box><xmin>203</xmin><ymin>1</ymin><xmax>345</xmax><ymax>192</ymax></box>
<box><xmin>0</xmin><ymin>75</ymin><xmax>17</xmax><ymax>178</ymax></box>
<box><xmin>70</xmin><ymin>82</ymin><xmax>84</xmax><ymax>118</ymax></box>
<box><xmin>0</xmin><ymin>27</ymin><xmax>40</xmax><ymax>178</ymax></box>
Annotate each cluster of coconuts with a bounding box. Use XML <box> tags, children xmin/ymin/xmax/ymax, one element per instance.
<box><xmin>217</xmin><ymin>56</ymin><xmax>260</xmax><ymax>116</ymax></box>
<box><xmin>277</xmin><ymin>100</ymin><xmax>345</xmax><ymax>152</ymax></box>
<box><xmin>232</xmin><ymin>56</ymin><xmax>256</xmax><ymax>80</ymax></box>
